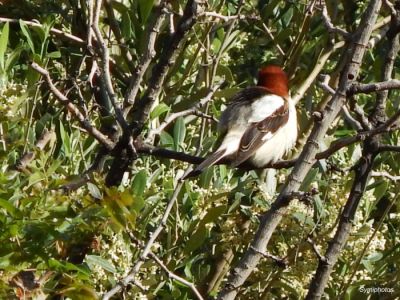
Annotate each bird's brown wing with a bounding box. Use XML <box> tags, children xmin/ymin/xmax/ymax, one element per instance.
<box><xmin>231</xmin><ymin>101</ymin><xmax>289</xmax><ymax>167</ymax></box>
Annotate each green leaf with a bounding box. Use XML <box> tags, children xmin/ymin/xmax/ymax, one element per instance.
<box><xmin>86</xmin><ymin>255</ymin><xmax>117</xmax><ymax>273</ymax></box>
<box><xmin>48</xmin><ymin>259</ymin><xmax>90</xmax><ymax>276</ymax></box>
<box><xmin>373</xmin><ymin>180</ymin><xmax>388</xmax><ymax>202</ymax></box>
<box><xmin>138</xmin><ymin>0</ymin><xmax>155</xmax><ymax>24</ymax></box>
<box><xmin>173</xmin><ymin>117</ymin><xmax>186</xmax><ymax>151</ymax></box>
<box><xmin>184</xmin><ymin>224</ymin><xmax>207</xmax><ymax>253</ymax></box>
<box><xmin>151</xmin><ymin>103</ymin><xmax>170</xmax><ymax>119</ymax></box>
<box><xmin>47</xmin><ymin>51</ymin><xmax>61</xmax><ymax>58</ymax></box>
<box><xmin>202</xmin><ymin>205</ymin><xmax>227</xmax><ymax>224</ymax></box>
<box><xmin>87</xmin><ymin>183</ymin><xmax>102</xmax><ymax>199</ymax></box>
<box><xmin>5</xmin><ymin>45</ymin><xmax>23</xmax><ymax>72</ymax></box>
<box><xmin>19</xmin><ymin>20</ymin><xmax>36</xmax><ymax>54</ymax></box>
<box><xmin>59</xmin><ymin>121</ymin><xmax>71</xmax><ymax>157</ymax></box>
<box><xmin>121</xmin><ymin>11</ymin><xmax>133</xmax><ymax>41</ymax></box>
<box><xmin>160</xmin><ymin>131</ymin><xmax>174</xmax><ymax>149</ymax></box>
<box><xmin>300</xmin><ymin>168</ymin><xmax>318</xmax><ymax>191</ymax></box>
<box><xmin>28</xmin><ymin>172</ymin><xmax>44</xmax><ymax>188</ymax></box>
<box><xmin>0</xmin><ymin>253</ymin><xmax>13</xmax><ymax>269</ymax></box>
<box><xmin>0</xmin><ymin>198</ymin><xmax>19</xmax><ymax>217</ymax></box>
<box><xmin>132</xmin><ymin>170</ymin><xmax>147</xmax><ymax>197</ymax></box>
<box><xmin>0</xmin><ymin>22</ymin><xmax>9</xmax><ymax>70</ymax></box>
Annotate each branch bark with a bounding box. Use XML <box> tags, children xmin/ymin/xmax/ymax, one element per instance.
<box><xmin>306</xmin><ymin>3</ymin><xmax>400</xmax><ymax>298</ymax></box>
<box><xmin>217</xmin><ymin>1</ymin><xmax>382</xmax><ymax>299</ymax></box>
<box><xmin>31</xmin><ymin>63</ymin><xmax>115</xmax><ymax>151</ymax></box>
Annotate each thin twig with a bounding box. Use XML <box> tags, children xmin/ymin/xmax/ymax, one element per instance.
<box><xmin>321</xmin><ymin>4</ymin><xmax>350</xmax><ymax>37</ymax></box>
<box><xmin>306</xmin><ymin>237</ymin><xmax>326</xmax><ymax>262</ymax></box>
<box><xmin>150</xmin><ymin>253</ymin><xmax>204</xmax><ymax>300</ymax></box>
<box><xmin>348</xmin><ymin>79</ymin><xmax>400</xmax><ymax>95</ymax></box>
<box><xmin>199</xmin><ymin>11</ymin><xmax>258</xmax><ymax>22</ymax></box>
<box><xmin>123</xmin><ymin>0</ymin><xmax>166</xmax><ymax>114</ymax></box>
<box><xmin>371</xmin><ymin>171</ymin><xmax>400</xmax><ymax>181</ymax></box>
<box><xmin>129</xmin><ymin>0</ymin><xmax>202</xmax><ymax>133</ymax></box>
<box><xmin>15</xmin><ymin>129</ymin><xmax>55</xmax><ymax>172</ymax></box>
<box><xmin>103</xmin><ymin>181</ymin><xmax>185</xmax><ymax>299</ymax></box>
<box><xmin>126</xmin><ymin>232</ymin><xmax>204</xmax><ymax>299</ymax></box>
<box><xmin>378</xmin><ymin>144</ymin><xmax>400</xmax><ymax>152</ymax></box>
<box><xmin>249</xmin><ymin>246</ymin><xmax>287</xmax><ymax>268</ymax></box>
<box><xmin>0</xmin><ymin>17</ymin><xmax>85</xmax><ymax>44</ymax></box>
<box><xmin>145</xmin><ymin>82</ymin><xmax>223</xmax><ymax>142</ymax></box>
<box><xmin>103</xmin><ymin>0</ymin><xmax>135</xmax><ymax>72</ymax></box>
<box><xmin>92</xmin><ymin>0</ymin><xmax>128</xmax><ymax>131</ymax></box>
<box><xmin>31</xmin><ymin>63</ymin><xmax>114</xmax><ymax>150</ymax></box>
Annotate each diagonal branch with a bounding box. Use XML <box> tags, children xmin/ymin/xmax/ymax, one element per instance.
<box><xmin>123</xmin><ymin>0</ymin><xmax>167</xmax><ymax>115</ymax></box>
<box><xmin>0</xmin><ymin>17</ymin><xmax>85</xmax><ymax>44</ymax></box>
<box><xmin>348</xmin><ymin>79</ymin><xmax>400</xmax><ymax>95</ymax></box>
<box><xmin>92</xmin><ymin>0</ymin><xmax>128</xmax><ymax>131</ymax></box>
<box><xmin>145</xmin><ymin>81</ymin><xmax>223</xmax><ymax>143</ymax></box>
<box><xmin>217</xmin><ymin>1</ymin><xmax>383</xmax><ymax>299</ymax></box>
<box><xmin>31</xmin><ymin>63</ymin><xmax>114</xmax><ymax>150</ymax></box>
<box><xmin>130</xmin><ymin>0</ymin><xmax>204</xmax><ymax>136</ymax></box>
<box><xmin>103</xmin><ymin>180</ymin><xmax>185</xmax><ymax>299</ymax></box>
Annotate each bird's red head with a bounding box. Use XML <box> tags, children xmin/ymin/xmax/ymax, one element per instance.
<box><xmin>257</xmin><ymin>65</ymin><xmax>289</xmax><ymax>98</ymax></box>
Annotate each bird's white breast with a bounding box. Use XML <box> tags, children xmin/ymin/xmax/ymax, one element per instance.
<box><xmin>248</xmin><ymin>94</ymin><xmax>285</xmax><ymax>123</ymax></box>
<box><xmin>217</xmin><ymin>94</ymin><xmax>297</xmax><ymax>168</ymax></box>
<box><xmin>249</xmin><ymin>98</ymin><xmax>297</xmax><ymax>167</ymax></box>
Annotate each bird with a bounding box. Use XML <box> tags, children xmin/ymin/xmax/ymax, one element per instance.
<box><xmin>183</xmin><ymin>65</ymin><xmax>297</xmax><ymax>179</ymax></box>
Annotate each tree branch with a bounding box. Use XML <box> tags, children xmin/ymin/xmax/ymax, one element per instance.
<box><xmin>14</xmin><ymin>129</ymin><xmax>55</xmax><ymax>172</ymax></box>
<box><xmin>306</xmin><ymin>2</ymin><xmax>399</xmax><ymax>297</ymax></box>
<box><xmin>129</xmin><ymin>0</ymin><xmax>203</xmax><ymax>132</ymax></box>
<box><xmin>217</xmin><ymin>1</ymin><xmax>382</xmax><ymax>298</ymax></box>
<box><xmin>123</xmin><ymin>0</ymin><xmax>166</xmax><ymax>115</ymax></box>
<box><xmin>31</xmin><ymin>63</ymin><xmax>115</xmax><ymax>150</ymax></box>
<box><xmin>92</xmin><ymin>0</ymin><xmax>128</xmax><ymax>131</ymax></box>
<box><xmin>348</xmin><ymin>79</ymin><xmax>400</xmax><ymax>95</ymax></box>
<box><xmin>145</xmin><ymin>81</ymin><xmax>223</xmax><ymax>143</ymax></box>
<box><xmin>103</xmin><ymin>180</ymin><xmax>185</xmax><ymax>299</ymax></box>
<box><xmin>0</xmin><ymin>17</ymin><xmax>85</xmax><ymax>44</ymax></box>
<box><xmin>320</xmin><ymin>3</ymin><xmax>350</xmax><ymax>37</ymax></box>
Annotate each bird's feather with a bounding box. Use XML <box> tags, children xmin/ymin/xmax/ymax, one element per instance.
<box><xmin>231</xmin><ymin>101</ymin><xmax>289</xmax><ymax>167</ymax></box>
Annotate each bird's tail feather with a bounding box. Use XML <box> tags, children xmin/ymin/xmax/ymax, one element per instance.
<box><xmin>181</xmin><ymin>149</ymin><xmax>226</xmax><ymax>180</ymax></box>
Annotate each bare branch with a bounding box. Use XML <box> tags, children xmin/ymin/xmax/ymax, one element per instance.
<box><xmin>0</xmin><ymin>17</ymin><xmax>85</xmax><ymax>44</ymax></box>
<box><xmin>348</xmin><ymin>79</ymin><xmax>400</xmax><ymax>95</ymax></box>
<box><xmin>292</xmin><ymin>48</ymin><xmax>334</xmax><ymax>105</ymax></box>
<box><xmin>123</xmin><ymin>0</ymin><xmax>166</xmax><ymax>114</ymax></box>
<box><xmin>31</xmin><ymin>63</ymin><xmax>114</xmax><ymax>150</ymax></box>
<box><xmin>307</xmin><ymin>2</ymin><xmax>400</xmax><ymax>298</ymax></box>
<box><xmin>249</xmin><ymin>246</ymin><xmax>287</xmax><ymax>268</ymax></box>
<box><xmin>199</xmin><ymin>11</ymin><xmax>258</xmax><ymax>22</ymax></box>
<box><xmin>146</xmin><ymin>82</ymin><xmax>223</xmax><ymax>142</ymax></box>
<box><xmin>103</xmin><ymin>180</ymin><xmax>185</xmax><ymax>299</ymax></box>
<box><xmin>126</xmin><ymin>232</ymin><xmax>204</xmax><ymax>299</ymax></box>
<box><xmin>259</xmin><ymin>22</ymin><xmax>285</xmax><ymax>56</ymax></box>
<box><xmin>378</xmin><ymin>144</ymin><xmax>400</xmax><ymax>152</ymax></box>
<box><xmin>150</xmin><ymin>253</ymin><xmax>204</xmax><ymax>300</ymax></box>
<box><xmin>130</xmin><ymin>1</ymin><xmax>204</xmax><ymax>134</ymax></box>
<box><xmin>317</xmin><ymin>75</ymin><xmax>364</xmax><ymax>130</ymax></box>
<box><xmin>92</xmin><ymin>0</ymin><xmax>129</xmax><ymax>131</ymax></box>
<box><xmin>306</xmin><ymin>237</ymin><xmax>326</xmax><ymax>262</ymax></box>
<box><xmin>371</xmin><ymin>171</ymin><xmax>400</xmax><ymax>181</ymax></box>
<box><xmin>15</xmin><ymin>129</ymin><xmax>55</xmax><ymax>172</ymax></box>
<box><xmin>348</xmin><ymin>96</ymin><xmax>372</xmax><ymax>130</ymax></box>
<box><xmin>320</xmin><ymin>4</ymin><xmax>350</xmax><ymax>37</ymax></box>
<box><xmin>218</xmin><ymin>1</ymin><xmax>383</xmax><ymax>298</ymax></box>
<box><xmin>103</xmin><ymin>0</ymin><xmax>135</xmax><ymax>72</ymax></box>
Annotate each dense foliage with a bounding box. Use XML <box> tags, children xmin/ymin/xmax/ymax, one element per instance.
<box><xmin>0</xmin><ymin>0</ymin><xmax>399</xmax><ymax>299</ymax></box>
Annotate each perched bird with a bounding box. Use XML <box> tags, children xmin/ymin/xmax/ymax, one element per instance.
<box><xmin>183</xmin><ymin>65</ymin><xmax>297</xmax><ymax>179</ymax></box>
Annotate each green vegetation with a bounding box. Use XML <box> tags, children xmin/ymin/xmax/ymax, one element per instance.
<box><xmin>0</xmin><ymin>0</ymin><xmax>399</xmax><ymax>299</ymax></box>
